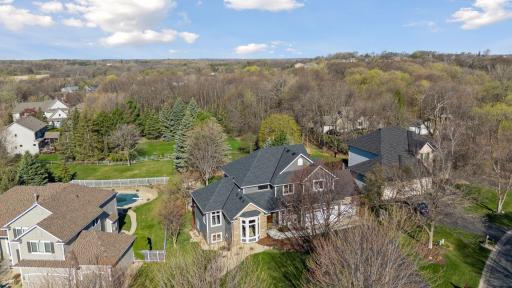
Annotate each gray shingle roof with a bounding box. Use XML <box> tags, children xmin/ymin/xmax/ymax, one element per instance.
<box><xmin>13</xmin><ymin>116</ymin><xmax>47</xmax><ymax>132</ymax></box>
<box><xmin>348</xmin><ymin>127</ymin><xmax>431</xmax><ymax>176</ymax></box>
<box><xmin>222</xmin><ymin>144</ymin><xmax>309</xmax><ymax>187</ymax></box>
<box><xmin>240</xmin><ymin>210</ymin><xmax>260</xmax><ymax>218</ymax></box>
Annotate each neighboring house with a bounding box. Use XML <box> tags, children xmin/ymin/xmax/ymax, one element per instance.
<box><xmin>408</xmin><ymin>121</ymin><xmax>430</xmax><ymax>136</ymax></box>
<box><xmin>347</xmin><ymin>127</ymin><xmax>435</xmax><ymax>198</ymax></box>
<box><xmin>0</xmin><ymin>183</ymin><xmax>135</xmax><ymax>287</ymax></box>
<box><xmin>322</xmin><ymin>108</ymin><xmax>369</xmax><ymax>134</ymax></box>
<box><xmin>60</xmin><ymin>86</ymin><xmax>79</xmax><ymax>94</ymax></box>
<box><xmin>12</xmin><ymin>99</ymin><xmax>69</xmax><ymax>128</ymax></box>
<box><xmin>5</xmin><ymin>116</ymin><xmax>49</xmax><ymax>155</ymax></box>
<box><xmin>191</xmin><ymin>144</ymin><xmax>359</xmax><ymax>247</ymax></box>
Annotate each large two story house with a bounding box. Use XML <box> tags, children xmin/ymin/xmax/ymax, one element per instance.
<box><xmin>191</xmin><ymin>144</ymin><xmax>359</xmax><ymax>247</ymax></box>
<box><xmin>348</xmin><ymin>127</ymin><xmax>435</xmax><ymax>198</ymax></box>
<box><xmin>0</xmin><ymin>183</ymin><xmax>135</xmax><ymax>287</ymax></box>
<box><xmin>12</xmin><ymin>99</ymin><xmax>69</xmax><ymax>128</ymax></box>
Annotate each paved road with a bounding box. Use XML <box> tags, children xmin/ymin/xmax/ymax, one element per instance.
<box><xmin>479</xmin><ymin>230</ymin><xmax>512</xmax><ymax>288</ymax></box>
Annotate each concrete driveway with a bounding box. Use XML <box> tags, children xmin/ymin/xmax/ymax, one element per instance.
<box><xmin>479</xmin><ymin>230</ymin><xmax>512</xmax><ymax>288</ymax></box>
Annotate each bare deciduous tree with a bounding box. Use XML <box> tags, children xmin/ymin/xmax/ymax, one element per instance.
<box><xmin>159</xmin><ymin>194</ymin><xmax>187</xmax><ymax>247</ymax></box>
<box><xmin>185</xmin><ymin>119</ymin><xmax>229</xmax><ymax>185</ymax></box>
<box><xmin>306</xmin><ymin>209</ymin><xmax>428</xmax><ymax>288</ymax></box>
<box><xmin>109</xmin><ymin>124</ymin><xmax>140</xmax><ymax>166</ymax></box>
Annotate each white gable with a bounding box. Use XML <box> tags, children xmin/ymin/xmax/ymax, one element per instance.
<box><xmin>49</xmin><ymin>100</ymin><xmax>68</xmax><ymax>110</ymax></box>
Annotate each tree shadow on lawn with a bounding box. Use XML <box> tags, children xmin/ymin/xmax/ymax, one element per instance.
<box><xmin>250</xmin><ymin>251</ymin><xmax>308</xmax><ymax>288</ymax></box>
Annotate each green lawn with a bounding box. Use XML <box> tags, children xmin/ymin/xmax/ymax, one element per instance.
<box><xmin>243</xmin><ymin>250</ymin><xmax>307</xmax><ymax>287</ymax></box>
<box><xmin>131</xmin><ymin>194</ymin><xmax>193</xmax><ymax>259</ymax></box>
<box><xmin>228</xmin><ymin>136</ymin><xmax>249</xmax><ymax>160</ymax></box>
<box><xmin>421</xmin><ymin>225</ymin><xmax>490</xmax><ymax>288</ymax></box>
<box><xmin>47</xmin><ymin>160</ymin><xmax>174</xmax><ymax>180</ymax></box>
<box><xmin>308</xmin><ymin>145</ymin><xmax>345</xmax><ymax>163</ymax></box>
<box><xmin>136</xmin><ymin>139</ymin><xmax>175</xmax><ymax>158</ymax></box>
<box><xmin>463</xmin><ymin>185</ymin><xmax>512</xmax><ymax>228</ymax></box>
<box><xmin>38</xmin><ymin>153</ymin><xmax>62</xmax><ymax>162</ymax></box>
<box><xmin>119</xmin><ymin>210</ymin><xmax>132</xmax><ymax>232</ymax></box>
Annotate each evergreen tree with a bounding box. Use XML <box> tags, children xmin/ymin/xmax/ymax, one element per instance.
<box><xmin>187</xmin><ymin>98</ymin><xmax>200</xmax><ymax>119</ymax></box>
<box><xmin>143</xmin><ymin>110</ymin><xmax>162</xmax><ymax>140</ymax></box>
<box><xmin>74</xmin><ymin>111</ymin><xmax>101</xmax><ymax>161</ymax></box>
<box><xmin>16</xmin><ymin>153</ymin><xmax>51</xmax><ymax>185</ymax></box>
<box><xmin>55</xmin><ymin>161</ymin><xmax>75</xmax><ymax>182</ymax></box>
<box><xmin>160</xmin><ymin>99</ymin><xmax>186</xmax><ymax>141</ymax></box>
<box><xmin>125</xmin><ymin>99</ymin><xmax>144</xmax><ymax>131</ymax></box>
<box><xmin>174</xmin><ymin>110</ymin><xmax>195</xmax><ymax>171</ymax></box>
<box><xmin>57</xmin><ymin>115</ymin><xmax>76</xmax><ymax>161</ymax></box>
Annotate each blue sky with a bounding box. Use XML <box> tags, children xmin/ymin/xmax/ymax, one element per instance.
<box><xmin>0</xmin><ymin>0</ymin><xmax>511</xmax><ymax>59</ymax></box>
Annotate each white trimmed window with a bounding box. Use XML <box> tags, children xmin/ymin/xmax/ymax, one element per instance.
<box><xmin>28</xmin><ymin>241</ymin><xmax>54</xmax><ymax>254</ymax></box>
<box><xmin>297</xmin><ymin>158</ymin><xmax>303</xmax><ymax>166</ymax></box>
<box><xmin>211</xmin><ymin>232</ymin><xmax>222</xmax><ymax>243</ymax></box>
<box><xmin>283</xmin><ymin>184</ymin><xmax>294</xmax><ymax>196</ymax></box>
<box><xmin>313</xmin><ymin>180</ymin><xmax>325</xmax><ymax>191</ymax></box>
<box><xmin>211</xmin><ymin>211</ymin><xmax>222</xmax><ymax>227</ymax></box>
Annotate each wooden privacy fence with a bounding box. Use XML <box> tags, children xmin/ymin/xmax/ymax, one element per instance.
<box><xmin>70</xmin><ymin>177</ymin><xmax>169</xmax><ymax>188</ymax></box>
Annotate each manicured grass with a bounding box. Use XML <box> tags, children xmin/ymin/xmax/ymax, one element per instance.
<box><xmin>47</xmin><ymin>160</ymin><xmax>174</xmax><ymax>180</ymax></box>
<box><xmin>131</xmin><ymin>193</ymin><xmax>193</xmax><ymax>259</ymax></box>
<box><xmin>422</xmin><ymin>225</ymin><xmax>490</xmax><ymax>288</ymax></box>
<box><xmin>228</xmin><ymin>136</ymin><xmax>249</xmax><ymax>160</ymax></box>
<box><xmin>38</xmin><ymin>153</ymin><xmax>62</xmax><ymax>162</ymax></box>
<box><xmin>463</xmin><ymin>185</ymin><xmax>512</xmax><ymax>229</ymax></box>
<box><xmin>308</xmin><ymin>145</ymin><xmax>345</xmax><ymax>163</ymax></box>
<box><xmin>244</xmin><ymin>250</ymin><xmax>307</xmax><ymax>287</ymax></box>
<box><xmin>136</xmin><ymin>139</ymin><xmax>175</xmax><ymax>157</ymax></box>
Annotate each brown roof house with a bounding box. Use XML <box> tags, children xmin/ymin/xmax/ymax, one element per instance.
<box><xmin>12</xmin><ymin>99</ymin><xmax>69</xmax><ymax>128</ymax></box>
<box><xmin>0</xmin><ymin>183</ymin><xmax>135</xmax><ymax>287</ymax></box>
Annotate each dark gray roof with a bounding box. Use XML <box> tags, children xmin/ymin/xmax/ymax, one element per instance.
<box><xmin>223</xmin><ymin>144</ymin><xmax>309</xmax><ymax>187</ymax></box>
<box><xmin>13</xmin><ymin>116</ymin><xmax>47</xmax><ymax>132</ymax></box>
<box><xmin>240</xmin><ymin>210</ymin><xmax>260</xmax><ymax>218</ymax></box>
<box><xmin>348</xmin><ymin>127</ymin><xmax>432</xmax><ymax>176</ymax></box>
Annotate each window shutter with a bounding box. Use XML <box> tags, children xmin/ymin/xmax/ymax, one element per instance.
<box><xmin>50</xmin><ymin>243</ymin><xmax>55</xmax><ymax>253</ymax></box>
<box><xmin>27</xmin><ymin>242</ymin><xmax>32</xmax><ymax>253</ymax></box>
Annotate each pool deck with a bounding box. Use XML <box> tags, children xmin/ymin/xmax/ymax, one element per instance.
<box><xmin>110</xmin><ymin>186</ymin><xmax>158</xmax><ymax>208</ymax></box>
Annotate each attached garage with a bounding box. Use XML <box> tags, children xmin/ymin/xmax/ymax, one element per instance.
<box><xmin>305</xmin><ymin>203</ymin><xmax>356</xmax><ymax>226</ymax></box>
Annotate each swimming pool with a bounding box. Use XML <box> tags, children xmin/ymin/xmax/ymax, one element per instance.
<box><xmin>116</xmin><ymin>193</ymin><xmax>140</xmax><ymax>207</ymax></box>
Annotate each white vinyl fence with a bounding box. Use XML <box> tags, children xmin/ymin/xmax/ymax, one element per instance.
<box><xmin>70</xmin><ymin>177</ymin><xmax>169</xmax><ymax>188</ymax></box>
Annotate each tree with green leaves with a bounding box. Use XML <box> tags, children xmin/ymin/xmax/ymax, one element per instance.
<box><xmin>258</xmin><ymin>114</ymin><xmax>301</xmax><ymax>147</ymax></box>
<box><xmin>264</xmin><ymin>130</ymin><xmax>290</xmax><ymax>147</ymax></box>
<box><xmin>16</xmin><ymin>152</ymin><xmax>52</xmax><ymax>185</ymax></box>
<box><xmin>125</xmin><ymin>99</ymin><xmax>144</xmax><ymax>132</ymax></box>
<box><xmin>142</xmin><ymin>110</ymin><xmax>162</xmax><ymax>140</ymax></box>
<box><xmin>57</xmin><ymin>110</ymin><xmax>79</xmax><ymax>161</ymax></box>
<box><xmin>160</xmin><ymin>99</ymin><xmax>186</xmax><ymax>141</ymax></box>
<box><xmin>174</xmin><ymin>110</ymin><xmax>195</xmax><ymax>172</ymax></box>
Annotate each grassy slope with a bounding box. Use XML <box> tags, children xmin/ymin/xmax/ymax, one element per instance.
<box><xmin>228</xmin><ymin>136</ymin><xmax>248</xmax><ymax>160</ymax></box>
<box><xmin>244</xmin><ymin>250</ymin><xmax>307</xmax><ymax>288</ymax></box>
<box><xmin>136</xmin><ymin>139</ymin><xmax>175</xmax><ymax>157</ymax></box>
<box><xmin>465</xmin><ymin>185</ymin><xmax>512</xmax><ymax>229</ymax></box>
<box><xmin>422</xmin><ymin>225</ymin><xmax>489</xmax><ymax>288</ymax></box>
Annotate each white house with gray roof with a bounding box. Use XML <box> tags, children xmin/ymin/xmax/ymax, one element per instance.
<box><xmin>12</xmin><ymin>99</ymin><xmax>69</xmax><ymax>128</ymax></box>
<box><xmin>0</xmin><ymin>183</ymin><xmax>135</xmax><ymax>287</ymax></box>
<box><xmin>4</xmin><ymin>116</ymin><xmax>49</xmax><ymax>155</ymax></box>
<box><xmin>191</xmin><ymin>144</ymin><xmax>359</xmax><ymax>246</ymax></box>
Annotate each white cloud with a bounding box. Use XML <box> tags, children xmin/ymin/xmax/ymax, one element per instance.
<box><xmin>450</xmin><ymin>0</ymin><xmax>512</xmax><ymax>29</ymax></box>
<box><xmin>225</xmin><ymin>0</ymin><xmax>304</xmax><ymax>12</ymax></box>
<box><xmin>0</xmin><ymin>0</ymin><xmax>13</xmax><ymax>4</ymax></box>
<box><xmin>62</xmin><ymin>17</ymin><xmax>84</xmax><ymax>27</ymax></box>
<box><xmin>235</xmin><ymin>43</ymin><xmax>268</xmax><ymax>54</ymax></box>
<box><xmin>404</xmin><ymin>20</ymin><xmax>439</xmax><ymax>32</ymax></box>
<box><xmin>101</xmin><ymin>29</ymin><xmax>178</xmax><ymax>46</ymax></box>
<box><xmin>179</xmin><ymin>31</ymin><xmax>199</xmax><ymax>43</ymax></box>
<box><xmin>34</xmin><ymin>1</ymin><xmax>64</xmax><ymax>13</ymax></box>
<box><xmin>0</xmin><ymin>5</ymin><xmax>53</xmax><ymax>31</ymax></box>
